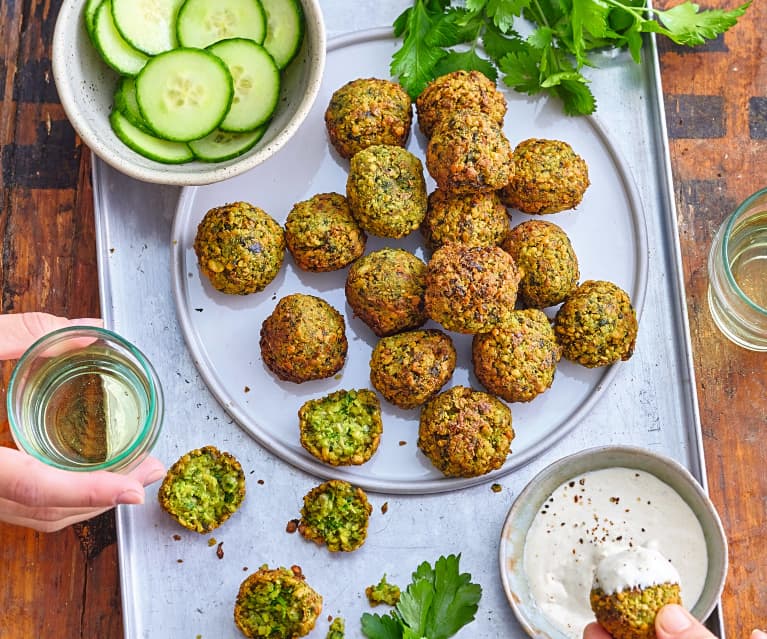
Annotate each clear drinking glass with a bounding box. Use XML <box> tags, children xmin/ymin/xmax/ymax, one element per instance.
<box><xmin>6</xmin><ymin>326</ymin><xmax>163</xmax><ymax>472</ymax></box>
<box><xmin>707</xmin><ymin>187</ymin><xmax>767</xmax><ymax>351</ymax></box>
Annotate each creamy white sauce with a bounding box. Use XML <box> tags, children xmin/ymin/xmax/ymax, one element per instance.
<box><xmin>523</xmin><ymin>467</ymin><xmax>708</xmax><ymax>638</ymax></box>
<box><xmin>594</xmin><ymin>546</ymin><xmax>681</xmax><ymax>594</ymax></box>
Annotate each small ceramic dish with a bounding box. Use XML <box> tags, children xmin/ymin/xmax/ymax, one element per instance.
<box><xmin>51</xmin><ymin>0</ymin><xmax>326</xmax><ymax>186</ymax></box>
<box><xmin>499</xmin><ymin>445</ymin><xmax>727</xmax><ymax>639</ymax></box>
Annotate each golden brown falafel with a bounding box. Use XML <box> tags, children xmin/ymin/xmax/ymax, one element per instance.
<box><xmin>284</xmin><ymin>192</ymin><xmax>366</xmax><ymax>272</ymax></box>
<box><xmin>260</xmin><ymin>293</ymin><xmax>348</xmax><ymax>382</ymax></box>
<box><xmin>499</xmin><ymin>138</ymin><xmax>590</xmax><ymax>214</ymax></box>
<box><xmin>194</xmin><ymin>201</ymin><xmax>285</xmax><ymax>295</ymax></box>
<box><xmin>345</xmin><ymin>247</ymin><xmax>428</xmax><ymax>337</ymax></box>
<box><xmin>298</xmin><ymin>479</ymin><xmax>372</xmax><ymax>552</ymax></box>
<box><xmin>325</xmin><ymin>77</ymin><xmax>413</xmax><ymax>159</ymax></box>
<box><xmin>418</xmin><ymin>385</ymin><xmax>514</xmax><ymax>477</ymax></box>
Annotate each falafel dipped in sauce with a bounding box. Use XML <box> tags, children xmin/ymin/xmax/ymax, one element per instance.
<box><xmin>591</xmin><ymin>547</ymin><xmax>682</xmax><ymax>639</ymax></box>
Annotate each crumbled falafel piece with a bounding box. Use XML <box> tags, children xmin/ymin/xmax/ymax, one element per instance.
<box><xmin>554</xmin><ymin>280</ymin><xmax>638</xmax><ymax>367</ymax></box>
<box><xmin>499</xmin><ymin>138</ymin><xmax>590</xmax><ymax>214</ymax></box>
<box><xmin>260</xmin><ymin>293</ymin><xmax>348</xmax><ymax>383</ymax></box>
<box><xmin>472</xmin><ymin>309</ymin><xmax>561</xmax><ymax>402</ymax></box>
<box><xmin>157</xmin><ymin>446</ymin><xmax>245</xmax><ymax>533</ymax></box>
<box><xmin>415</xmin><ymin>70</ymin><xmax>507</xmax><ymax>139</ymax></box>
<box><xmin>325</xmin><ymin>617</ymin><xmax>345</xmax><ymax>639</ymax></box>
<box><xmin>345</xmin><ymin>247</ymin><xmax>428</xmax><ymax>337</ymax></box>
<box><xmin>298</xmin><ymin>389</ymin><xmax>383</xmax><ymax>466</ymax></box>
<box><xmin>285</xmin><ymin>193</ymin><xmax>366</xmax><ymax>272</ymax></box>
<box><xmin>421</xmin><ymin>188</ymin><xmax>509</xmax><ymax>251</ymax></box>
<box><xmin>369</xmin><ymin>329</ymin><xmax>456</xmax><ymax>409</ymax></box>
<box><xmin>325</xmin><ymin>78</ymin><xmax>413</xmax><ymax>159</ymax></box>
<box><xmin>424</xmin><ymin>244</ymin><xmax>521</xmax><ymax>334</ymax></box>
<box><xmin>298</xmin><ymin>479</ymin><xmax>372</xmax><ymax>552</ymax></box>
<box><xmin>418</xmin><ymin>385</ymin><xmax>514</xmax><ymax>477</ymax></box>
<box><xmin>426</xmin><ymin>110</ymin><xmax>513</xmax><ymax>194</ymax></box>
<box><xmin>365</xmin><ymin>575</ymin><xmax>401</xmax><ymax>607</ymax></box>
<box><xmin>501</xmin><ymin>219</ymin><xmax>579</xmax><ymax>308</ymax></box>
<box><xmin>194</xmin><ymin>201</ymin><xmax>285</xmax><ymax>295</ymax></box>
<box><xmin>234</xmin><ymin>565</ymin><xmax>323</xmax><ymax>639</ymax></box>
<box><xmin>346</xmin><ymin>144</ymin><xmax>428</xmax><ymax>238</ymax></box>
<box><xmin>590</xmin><ymin>584</ymin><xmax>682</xmax><ymax>639</ymax></box>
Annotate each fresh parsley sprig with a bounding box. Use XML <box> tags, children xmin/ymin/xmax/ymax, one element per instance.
<box><xmin>360</xmin><ymin>554</ymin><xmax>482</xmax><ymax>639</ymax></box>
<box><xmin>391</xmin><ymin>0</ymin><xmax>751</xmax><ymax>115</ymax></box>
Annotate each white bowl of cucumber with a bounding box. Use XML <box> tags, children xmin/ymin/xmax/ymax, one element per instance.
<box><xmin>52</xmin><ymin>0</ymin><xmax>326</xmax><ymax>186</ymax></box>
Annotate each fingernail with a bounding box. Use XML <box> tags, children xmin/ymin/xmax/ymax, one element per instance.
<box><xmin>145</xmin><ymin>468</ymin><xmax>166</xmax><ymax>485</ymax></box>
<box><xmin>751</xmin><ymin>630</ymin><xmax>767</xmax><ymax>639</ymax></box>
<box><xmin>657</xmin><ymin>605</ymin><xmax>693</xmax><ymax>634</ymax></box>
<box><xmin>116</xmin><ymin>489</ymin><xmax>144</xmax><ymax>505</ymax></box>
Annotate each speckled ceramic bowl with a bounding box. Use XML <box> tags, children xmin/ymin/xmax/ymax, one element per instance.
<box><xmin>499</xmin><ymin>445</ymin><xmax>727</xmax><ymax>639</ymax></box>
<box><xmin>51</xmin><ymin>0</ymin><xmax>326</xmax><ymax>186</ymax></box>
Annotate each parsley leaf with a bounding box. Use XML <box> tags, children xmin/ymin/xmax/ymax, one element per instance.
<box><xmin>360</xmin><ymin>554</ymin><xmax>482</xmax><ymax>639</ymax></box>
<box><xmin>390</xmin><ymin>0</ymin><xmax>750</xmax><ymax>115</ymax></box>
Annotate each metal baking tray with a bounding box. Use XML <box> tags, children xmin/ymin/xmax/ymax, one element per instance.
<box><xmin>92</xmin><ymin>6</ymin><xmax>722</xmax><ymax>638</ymax></box>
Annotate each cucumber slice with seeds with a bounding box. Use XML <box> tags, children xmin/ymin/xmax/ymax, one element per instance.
<box><xmin>110</xmin><ymin>110</ymin><xmax>194</xmax><ymax>164</ymax></box>
<box><xmin>136</xmin><ymin>48</ymin><xmax>234</xmax><ymax>142</ymax></box>
<box><xmin>207</xmin><ymin>38</ymin><xmax>280</xmax><ymax>132</ymax></box>
<box><xmin>111</xmin><ymin>0</ymin><xmax>185</xmax><ymax>55</ymax></box>
<box><xmin>91</xmin><ymin>0</ymin><xmax>149</xmax><ymax>76</ymax></box>
<box><xmin>188</xmin><ymin>126</ymin><xmax>266</xmax><ymax>162</ymax></box>
<box><xmin>261</xmin><ymin>0</ymin><xmax>304</xmax><ymax>69</ymax></box>
<box><xmin>176</xmin><ymin>0</ymin><xmax>266</xmax><ymax>49</ymax></box>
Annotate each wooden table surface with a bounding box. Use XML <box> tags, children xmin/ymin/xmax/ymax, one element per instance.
<box><xmin>1</xmin><ymin>1</ymin><xmax>765</xmax><ymax>637</ymax></box>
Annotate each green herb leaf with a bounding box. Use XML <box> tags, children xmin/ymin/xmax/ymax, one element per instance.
<box><xmin>645</xmin><ymin>0</ymin><xmax>750</xmax><ymax>46</ymax></box>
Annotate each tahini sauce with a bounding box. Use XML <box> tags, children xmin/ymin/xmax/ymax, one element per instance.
<box><xmin>523</xmin><ymin>467</ymin><xmax>708</xmax><ymax>638</ymax></box>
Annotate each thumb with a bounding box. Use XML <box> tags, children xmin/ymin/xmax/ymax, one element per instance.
<box><xmin>655</xmin><ymin>605</ymin><xmax>716</xmax><ymax>639</ymax></box>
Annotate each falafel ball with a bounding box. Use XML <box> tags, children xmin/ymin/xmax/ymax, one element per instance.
<box><xmin>324</xmin><ymin>77</ymin><xmax>413</xmax><ymax>159</ymax></box>
<box><xmin>554</xmin><ymin>280</ymin><xmax>638</xmax><ymax>367</ymax></box>
<box><xmin>234</xmin><ymin>565</ymin><xmax>323</xmax><ymax>639</ymax></box>
<box><xmin>590</xmin><ymin>547</ymin><xmax>682</xmax><ymax>639</ymax></box>
<box><xmin>284</xmin><ymin>192</ymin><xmax>366</xmax><ymax>272</ymax></box>
<box><xmin>370</xmin><ymin>329</ymin><xmax>457</xmax><ymax>409</ymax></box>
<box><xmin>499</xmin><ymin>138</ymin><xmax>590</xmax><ymax>214</ymax></box>
<box><xmin>472</xmin><ymin>309</ymin><xmax>561</xmax><ymax>403</ymax></box>
<box><xmin>345</xmin><ymin>247</ymin><xmax>428</xmax><ymax>337</ymax></box>
<box><xmin>260</xmin><ymin>293</ymin><xmax>348</xmax><ymax>383</ymax></box>
<box><xmin>298</xmin><ymin>479</ymin><xmax>372</xmax><ymax>552</ymax></box>
<box><xmin>426</xmin><ymin>109</ymin><xmax>513</xmax><ymax>194</ymax></box>
<box><xmin>501</xmin><ymin>219</ymin><xmax>579</xmax><ymax>308</ymax></box>
<box><xmin>418</xmin><ymin>385</ymin><xmax>514</xmax><ymax>477</ymax></box>
<box><xmin>421</xmin><ymin>188</ymin><xmax>509</xmax><ymax>251</ymax></box>
<box><xmin>157</xmin><ymin>446</ymin><xmax>245</xmax><ymax>533</ymax></box>
<box><xmin>346</xmin><ymin>144</ymin><xmax>428</xmax><ymax>238</ymax></box>
<box><xmin>415</xmin><ymin>70</ymin><xmax>507</xmax><ymax>139</ymax></box>
<box><xmin>298</xmin><ymin>388</ymin><xmax>383</xmax><ymax>466</ymax></box>
<box><xmin>194</xmin><ymin>201</ymin><xmax>285</xmax><ymax>295</ymax></box>
<box><xmin>424</xmin><ymin>244</ymin><xmax>521</xmax><ymax>334</ymax></box>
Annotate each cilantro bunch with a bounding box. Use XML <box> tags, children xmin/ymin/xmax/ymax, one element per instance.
<box><xmin>391</xmin><ymin>0</ymin><xmax>750</xmax><ymax>115</ymax></box>
<box><xmin>361</xmin><ymin>554</ymin><xmax>482</xmax><ymax>639</ymax></box>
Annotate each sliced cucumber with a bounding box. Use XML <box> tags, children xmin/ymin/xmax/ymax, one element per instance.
<box><xmin>85</xmin><ymin>0</ymin><xmax>105</xmax><ymax>41</ymax></box>
<box><xmin>111</xmin><ymin>0</ymin><xmax>185</xmax><ymax>55</ymax></box>
<box><xmin>261</xmin><ymin>0</ymin><xmax>304</xmax><ymax>69</ymax></box>
<box><xmin>207</xmin><ymin>38</ymin><xmax>280</xmax><ymax>132</ymax></box>
<box><xmin>114</xmin><ymin>77</ymin><xmax>152</xmax><ymax>132</ymax></box>
<box><xmin>135</xmin><ymin>48</ymin><xmax>233</xmax><ymax>142</ymax></box>
<box><xmin>188</xmin><ymin>126</ymin><xmax>266</xmax><ymax>162</ymax></box>
<box><xmin>110</xmin><ymin>110</ymin><xmax>194</xmax><ymax>164</ymax></box>
<box><xmin>176</xmin><ymin>0</ymin><xmax>266</xmax><ymax>49</ymax></box>
<box><xmin>91</xmin><ymin>0</ymin><xmax>149</xmax><ymax>76</ymax></box>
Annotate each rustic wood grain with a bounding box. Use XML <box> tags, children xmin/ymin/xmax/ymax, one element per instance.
<box><xmin>0</xmin><ymin>0</ymin><xmax>765</xmax><ymax>637</ymax></box>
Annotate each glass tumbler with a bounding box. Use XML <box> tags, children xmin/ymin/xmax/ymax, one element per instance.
<box><xmin>6</xmin><ymin>326</ymin><xmax>164</xmax><ymax>472</ymax></box>
<box><xmin>707</xmin><ymin>187</ymin><xmax>767</xmax><ymax>351</ymax></box>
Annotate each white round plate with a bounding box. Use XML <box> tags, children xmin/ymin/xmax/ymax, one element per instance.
<box><xmin>171</xmin><ymin>28</ymin><xmax>648</xmax><ymax>494</ymax></box>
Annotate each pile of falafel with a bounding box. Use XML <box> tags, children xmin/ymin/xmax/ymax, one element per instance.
<box><xmin>192</xmin><ymin>70</ymin><xmax>639</xmax><ymax>483</ymax></box>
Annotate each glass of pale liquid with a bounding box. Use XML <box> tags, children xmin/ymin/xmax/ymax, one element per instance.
<box><xmin>7</xmin><ymin>326</ymin><xmax>163</xmax><ymax>472</ymax></box>
<box><xmin>708</xmin><ymin>187</ymin><xmax>767</xmax><ymax>351</ymax></box>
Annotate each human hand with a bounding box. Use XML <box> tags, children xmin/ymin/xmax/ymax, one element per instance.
<box><xmin>0</xmin><ymin>446</ymin><xmax>166</xmax><ymax>532</ymax></box>
<box><xmin>583</xmin><ymin>604</ymin><xmax>767</xmax><ymax>639</ymax></box>
<box><xmin>0</xmin><ymin>312</ymin><xmax>102</xmax><ymax>360</ymax></box>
